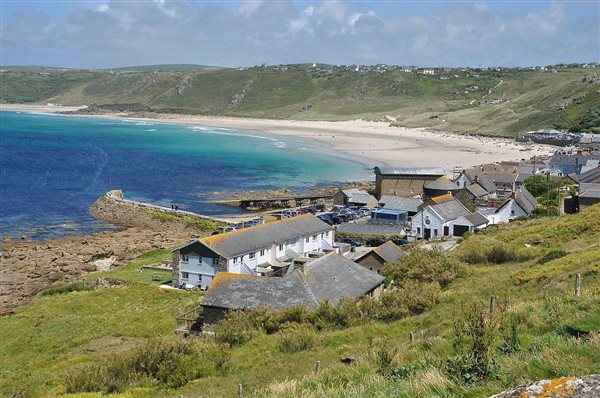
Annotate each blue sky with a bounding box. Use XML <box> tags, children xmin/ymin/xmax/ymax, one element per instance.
<box><xmin>1</xmin><ymin>1</ymin><xmax>598</xmax><ymax>68</ymax></box>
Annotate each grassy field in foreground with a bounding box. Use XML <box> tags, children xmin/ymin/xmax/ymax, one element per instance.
<box><xmin>1</xmin><ymin>206</ymin><xmax>599</xmax><ymax>397</ymax></box>
<box><xmin>2</xmin><ymin>65</ymin><xmax>599</xmax><ymax>136</ymax></box>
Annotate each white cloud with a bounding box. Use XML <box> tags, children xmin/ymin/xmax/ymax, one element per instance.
<box><xmin>97</xmin><ymin>4</ymin><xmax>109</xmax><ymax>13</ymax></box>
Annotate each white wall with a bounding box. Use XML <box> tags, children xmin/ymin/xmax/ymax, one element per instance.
<box><xmin>412</xmin><ymin>208</ymin><xmax>446</xmax><ymax>239</ymax></box>
<box><xmin>179</xmin><ymin>253</ymin><xmax>219</xmax><ymax>290</ymax></box>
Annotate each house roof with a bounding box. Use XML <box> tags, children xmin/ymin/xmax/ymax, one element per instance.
<box><xmin>463</xmin><ymin>171</ymin><xmax>497</xmax><ymax>193</ymax></box>
<box><xmin>378</xmin><ymin>196</ymin><xmax>424</xmax><ymax>213</ymax></box>
<box><xmin>466</xmin><ymin>183</ymin><xmax>489</xmax><ymax>197</ymax></box>
<box><xmin>299</xmin><ymin>254</ymin><xmax>385</xmax><ymax>305</ymax></box>
<box><xmin>429</xmin><ymin>199</ymin><xmax>471</xmax><ymax>222</ymax></box>
<box><xmin>579</xmin><ymin>167</ymin><xmax>600</xmax><ymax>184</ymax></box>
<box><xmin>200</xmin><ymin>272</ymin><xmax>317</xmax><ymax>310</ymax></box>
<box><xmin>497</xmin><ymin>187</ymin><xmax>538</xmax><ymax>215</ymax></box>
<box><xmin>549</xmin><ymin>153</ymin><xmax>600</xmax><ymax>167</ymax></box>
<box><xmin>580</xmin><ymin>182</ymin><xmax>600</xmax><ymax>199</ymax></box>
<box><xmin>347</xmin><ymin>193</ymin><xmax>376</xmax><ymax>204</ymax></box>
<box><xmin>200</xmin><ymin>254</ymin><xmax>385</xmax><ymax>310</ymax></box>
<box><xmin>372</xmin><ymin>241</ymin><xmax>406</xmax><ymax>264</ymax></box>
<box><xmin>374</xmin><ymin>166</ymin><xmax>445</xmax><ymax>176</ymax></box>
<box><xmin>431</xmin><ymin>193</ymin><xmax>455</xmax><ymax>204</ymax></box>
<box><xmin>515</xmin><ymin>173</ymin><xmax>534</xmax><ymax>184</ymax></box>
<box><xmin>423</xmin><ymin>176</ymin><xmax>460</xmax><ymax>191</ymax></box>
<box><xmin>189</xmin><ymin>215</ymin><xmax>332</xmax><ymax>258</ymax></box>
<box><xmin>463</xmin><ymin>212</ymin><xmax>489</xmax><ymax>227</ymax></box>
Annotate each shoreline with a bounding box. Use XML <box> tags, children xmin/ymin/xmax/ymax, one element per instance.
<box><xmin>0</xmin><ymin>104</ymin><xmax>555</xmax><ymax>171</ymax></box>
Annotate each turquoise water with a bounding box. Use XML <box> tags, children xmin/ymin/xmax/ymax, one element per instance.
<box><xmin>0</xmin><ymin>111</ymin><xmax>370</xmax><ymax>240</ymax></box>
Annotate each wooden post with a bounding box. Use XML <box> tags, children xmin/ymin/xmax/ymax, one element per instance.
<box><xmin>238</xmin><ymin>383</ymin><xmax>243</xmax><ymax>398</ymax></box>
<box><xmin>489</xmin><ymin>295</ymin><xmax>496</xmax><ymax>314</ymax></box>
<box><xmin>315</xmin><ymin>361</ymin><xmax>321</xmax><ymax>375</ymax></box>
<box><xmin>575</xmin><ymin>274</ymin><xmax>581</xmax><ymax>297</ymax></box>
<box><xmin>409</xmin><ymin>332</ymin><xmax>415</xmax><ymax>342</ymax></box>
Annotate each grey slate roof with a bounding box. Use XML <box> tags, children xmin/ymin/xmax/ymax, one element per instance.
<box><xmin>372</xmin><ymin>241</ymin><xmax>406</xmax><ymax>263</ymax></box>
<box><xmin>430</xmin><ymin>200</ymin><xmax>471</xmax><ymax>222</ymax></box>
<box><xmin>515</xmin><ymin>173</ymin><xmax>533</xmax><ymax>184</ymax></box>
<box><xmin>200</xmin><ymin>273</ymin><xmax>316</xmax><ymax>310</ymax></box>
<box><xmin>198</xmin><ymin>214</ymin><xmax>332</xmax><ymax>258</ymax></box>
<box><xmin>200</xmin><ymin>254</ymin><xmax>385</xmax><ymax>310</ymax></box>
<box><xmin>579</xmin><ymin>167</ymin><xmax>600</xmax><ymax>183</ymax></box>
<box><xmin>379</xmin><ymin>196</ymin><xmax>424</xmax><ymax>213</ymax></box>
<box><xmin>374</xmin><ymin>166</ymin><xmax>445</xmax><ymax>176</ymax></box>
<box><xmin>580</xmin><ymin>182</ymin><xmax>600</xmax><ymax>198</ymax></box>
<box><xmin>298</xmin><ymin>254</ymin><xmax>386</xmax><ymax>305</ymax></box>
<box><xmin>337</xmin><ymin>223</ymin><xmax>404</xmax><ymax>236</ymax></box>
<box><xmin>515</xmin><ymin>187</ymin><xmax>538</xmax><ymax>214</ymax></box>
<box><xmin>550</xmin><ymin>153</ymin><xmax>600</xmax><ymax>167</ymax></box>
<box><xmin>347</xmin><ymin>193</ymin><xmax>376</xmax><ymax>204</ymax></box>
<box><xmin>466</xmin><ymin>183</ymin><xmax>489</xmax><ymax>198</ymax></box>
<box><xmin>464</xmin><ymin>171</ymin><xmax>497</xmax><ymax>193</ymax></box>
<box><xmin>464</xmin><ymin>212</ymin><xmax>489</xmax><ymax>227</ymax></box>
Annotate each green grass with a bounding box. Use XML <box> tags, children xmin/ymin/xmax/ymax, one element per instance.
<box><xmin>2</xmin><ymin>65</ymin><xmax>597</xmax><ymax>136</ymax></box>
<box><xmin>145</xmin><ymin>209</ymin><xmax>219</xmax><ymax>231</ymax></box>
<box><xmin>1</xmin><ymin>205</ymin><xmax>599</xmax><ymax>397</ymax></box>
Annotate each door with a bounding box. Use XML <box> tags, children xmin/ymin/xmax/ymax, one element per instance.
<box><xmin>443</xmin><ymin>226</ymin><xmax>449</xmax><ymax>236</ymax></box>
<box><xmin>453</xmin><ymin>225</ymin><xmax>470</xmax><ymax>237</ymax></box>
<box><xmin>424</xmin><ymin>228</ymin><xmax>431</xmax><ymax>239</ymax></box>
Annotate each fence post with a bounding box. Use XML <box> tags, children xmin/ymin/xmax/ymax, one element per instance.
<box><xmin>409</xmin><ymin>332</ymin><xmax>415</xmax><ymax>342</ymax></box>
<box><xmin>575</xmin><ymin>274</ymin><xmax>581</xmax><ymax>297</ymax></box>
<box><xmin>315</xmin><ymin>360</ymin><xmax>321</xmax><ymax>376</ymax></box>
<box><xmin>489</xmin><ymin>295</ymin><xmax>496</xmax><ymax>314</ymax></box>
<box><xmin>238</xmin><ymin>383</ymin><xmax>243</xmax><ymax>398</ymax></box>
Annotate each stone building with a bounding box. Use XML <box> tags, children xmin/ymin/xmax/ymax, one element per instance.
<box><xmin>374</xmin><ymin>166</ymin><xmax>445</xmax><ymax>198</ymax></box>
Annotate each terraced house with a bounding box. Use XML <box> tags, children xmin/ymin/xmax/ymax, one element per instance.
<box><xmin>172</xmin><ymin>215</ymin><xmax>334</xmax><ymax>289</ymax></box>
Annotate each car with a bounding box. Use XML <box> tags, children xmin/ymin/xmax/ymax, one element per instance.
<box><xmin>282</xmin><ymin>210</ymin><xmax>299</xmax><ymax>218</ymax></box>
<box><xmin>366</xmin><ymin>238</ymin><xmax>387</xmax><ymax>247</ymax></box>
<box><xmin>317</xmin><ymin>214</ymin><xmax>333</xmax><ymax>225</ymax></box>
<box><xmin>223</xmin><ymin>226</ymin><xmax>238</xmax><ymax>232</ymax></box>
<box><xmin>359</xmin><ymin>207</ymin><xmax>371</xmax><ymax>216</ymax></box>
<box><xmin>339</xmin><ymin>237</ymin><xmax>361</xmax><ymax>247</ymax></box>
<box><xmin>392</xmin><ymin>238</ymin><xmax>410</xmax><ymax>246</ymax></box>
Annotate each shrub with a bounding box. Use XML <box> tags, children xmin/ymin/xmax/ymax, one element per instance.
<box><xmin>537</xmin><ymin>250</ymin><xmax>567</xmax><ymax>265</ymax></box>
<box><xmin>369</xmin><ymin>339</ymin><xmax>399</xmax><ymax>376</ymax></box>
<box><xmin>457</xmin><ymin>238</ymin><xmax>532</xmax><ymax>265</ymax></box>
<box><xmin>275</xmin><ymin>323</ymin><xmax>318</xmax><ymax>353</ymax></box>
<box><xmin>383</xmin><ymin>248</ymin><xmax>463</xmax><ymax>288</ymax></box>
<box><xmin>65</xmin><ymin>338</ymin><xmax>227</xmax><ymax>393</ymax></box>
<box><xmin>214</xmin><ymin>310</ymin><xmax>261</xmax><ymax>346</ymax></box>
<box><xmin>387</xmin><ymin>361</ymin><xmax>431</xmax><ymax>380</ymax></box>
<box><xmin>39</xmin><ymin>280</ymin><xmax>95</xmax><ymax>296</ymax></box>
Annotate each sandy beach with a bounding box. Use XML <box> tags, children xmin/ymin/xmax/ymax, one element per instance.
<box><xmin>1</xmin><ymin>103</ymin><xmax>555</xmax><ymax>172</ymax></box>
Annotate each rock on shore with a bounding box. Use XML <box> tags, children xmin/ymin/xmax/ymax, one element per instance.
<box><xmin>490</xmin><ymin>375</ymin><xmax>600</xmax><ymax>398</ymax></box>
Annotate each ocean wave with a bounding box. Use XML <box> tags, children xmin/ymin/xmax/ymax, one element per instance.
<box><xmin>187</xmin><ymin>125</ymin><xmax>279</xmax><ymax>141</ymax></box>
<box><xmin>273</xmin><ymin>142</ymin><xmax>287</xmax><ymax>148</ymax></box>
<box><xmin>146</xmin><ymin>129</ymin><xmax>157</xmax><ymax>132</ymax></box>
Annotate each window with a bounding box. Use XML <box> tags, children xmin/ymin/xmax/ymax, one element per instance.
<box><xmin>181</xmin><ymin>272</ymin><xmax>189</xmax><ymax>279</ymax></box>
<box><xmin>234</xmin><ymin>257</ymin><xmax>239</xmax><ymax>263</ymax></box>
<box><xmin>434</xmin><ymin>229</ymin><xmax>438</xmax><ymax>236</ymax></box>
<box><xmin>181</xmin><ymin>254</ymin><xmax>189</xmax><ymax>262</ymax></box>
<box><xmin>249</xmin><ymin>252</ymin><xmax>256</xmax><ymax>259</ymax></box>
<box><xmin>417</xmin><ymin>227</ymin><xmax>421</xmax><ymax>234</ymax></box>
<box><xmin>312</xmin><ymin>235</ymin><xmax>317</xmax><ymax>241</ymax></box>
<box><xmin>212</xmin><ymin>257</ymin><xmax>219</xmax><ymax>265</ymax></box>
<box><xmin>511</xmin><ymin>209</ymin><xmax>515</xmax><ymax>216</ymax></box>
<box><xmin>278</xmin><ymin>244</ymin><xmax>284</xmax><ymax>251</ymax></box>
<box><xmin>260</xmin><ymin>249</ymin><xmax>265</xmax><ymax>256</ymax></box>
<box><xmin>305</xmin><ymin>237</ymin><xmax>309</xmax><ymax>243</ymax></box>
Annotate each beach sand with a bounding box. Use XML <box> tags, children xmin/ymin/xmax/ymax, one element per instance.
<box><xmin>1</xmin><ymin>104</ymin><xmax>554</xmax><ymax>171</ymax></box>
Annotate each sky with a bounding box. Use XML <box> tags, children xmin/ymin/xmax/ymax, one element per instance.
<box><xmin>0</xmin><ymin>0</ymin><xmax>598</xmax><ymax>68</ymax></box>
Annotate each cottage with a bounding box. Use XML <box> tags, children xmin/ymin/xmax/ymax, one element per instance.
<box><xmin>455</xmin><ymin>183</ymin><xmax>490</xmax><ymax>207</ymax></box>
<box><xmin>172</xmin><ymin>215</ymin><xmax>334</xmax><ymax>289</ymax></box>
<box><xmin>411</xmin><ymin>199</ymin><xmax>486</xmax><ymax>239</ymax></box>
<box><xmin>199</xmin><ymin>253</ymin><xmax>385</xmax><ymax>327</ymax></box>
<box><xmin>548</xmin><ymin>152</ymin><xmax>600</xmax><ymax>175</ymax></box>
<box><xmin>333</xmin><ymin>188</ymin><xmax>378</xmax><ymax>208</ymax></box>
<box><xmin>355</xmin><ymin>241</ymin><xmax>406</xmax><ymax>274</ymax></box>
<box><xmin>578</xmin><ymin>167</ymin><xmax>600</xmax><ymax>211</ymax></box>
<box><xmin>374</xmin><ymin>166</ymin><xmax>445</xmax><ymax>198</ymax></box>
<box><xmin>486</xmin><ymin>187</ymin><xmax>538</xmax><ymax>223</ymax></box>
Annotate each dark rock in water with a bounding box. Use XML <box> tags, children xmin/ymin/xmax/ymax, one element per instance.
<box><xmin>489</xmin><ymin>375</ymin><xmax>600</xmax><ymax>398</ymax></box>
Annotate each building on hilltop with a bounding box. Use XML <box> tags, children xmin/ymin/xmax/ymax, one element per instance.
<box><xmin>198</xmin><ymin>253</ymin><xmax>385</xmax><ymax>327</ymax></box>
<box><xmin>374</xmin><ymin>166</ymin><xmax>445</xmax><ymax>198</ymax></box>
<box><xmin>172</xmin><ymin>214</ymin><xmax>334</xmax><ymax>289</ymax></box>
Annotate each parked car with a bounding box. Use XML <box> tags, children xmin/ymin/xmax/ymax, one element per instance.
<box><xmin>366</xmin><ymin>238</ymin><xmax>387</xmax><ymax>247</ymax></box>
<box><xmin>282</xmin><ymin>209</ymin><xmax>299</xmax><ymax>218</ymax></box>
<box><xmin>339</xmin><ymin>237</ymin><xmax>361</xmax><ymax>247</ymax></box>
<box><xmin>359</xmin><ymin>207</ymin><xmax>371</xmax><ymax>217</ymax></box>
<box><xmin>392</xmin><ymin>238</ymin><xmax>410</xmax><ymax>246</ymax></box>
<box><xmin>317</xmin><ymin>214</ymin><xmax>333</xmax><ymax>225</ymax></box>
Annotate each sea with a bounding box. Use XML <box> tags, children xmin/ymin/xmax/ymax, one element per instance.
<box><xmin>0</xmin><ymin>111</ymin><xmax>371</xmax><ymax>241</ymax></box>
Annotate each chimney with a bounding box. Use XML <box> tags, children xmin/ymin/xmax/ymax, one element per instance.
<box><xmin>511</xmin><ymin>191</ymin><xmax>516</xmax><ymax>199</ymax></box>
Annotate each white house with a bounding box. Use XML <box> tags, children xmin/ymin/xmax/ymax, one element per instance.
<box><xmin>172</xmin><ymin>215</ymin><xmax>334</xmax><ymax>289</ymax></box>
<box><xmin>412</xmin><ymin>199</ymin><xmax>488</xmax><ymax>239</ymax></box>
<box><xmin>485</xmin><ymin>188</ymin><xmax>538</xmax><ymax>224</ymax></box>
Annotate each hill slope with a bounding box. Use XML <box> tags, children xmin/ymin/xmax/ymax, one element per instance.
<box><xmin>1</xmin><ymin>205</ymin><xmax>598</xmax><ymax>397</ymax></box>
<box><xmin>2</xmin><ymin>65</ymin><xmax>599</xmax><ymax>136</ymax></box>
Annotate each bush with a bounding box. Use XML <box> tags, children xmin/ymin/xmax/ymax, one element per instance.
<box><xmin>214</xmin><ymin>310</ymin><xmax>261</xmax><ymax>345</ymax></box>
<box><xmin>383</xmin><ymin>248</ymin><xmax>463</xmax><ymax>288</ymax></box>
<box><xmin>39</xmin><ymin>280</ymin><xmax>95</xmax><ymax>296</ymax></box>
<box><xmin>65</xmin><ymin>338</ymin><xmax>228</xmax><ymax>393</ymax></box>
<box><xmin>275</xmin><ymin>323</ymin><xmax>318</xmax><ymax>353</ymax></box>
<box><xmin>537</xmin><ymin>250</ymin><xmax>567</xmax><ymax>265</ymax></box>
<box><xmin>458</xmin><ymin>238</ymin><xmax>532</xmax><ymax>265</ymax></box>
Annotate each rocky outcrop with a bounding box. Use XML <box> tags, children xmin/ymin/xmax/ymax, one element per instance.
<box><xmin>490</xmin><ymin>375</ymin><xmax>600</xmax><ymax>398</ymax></box>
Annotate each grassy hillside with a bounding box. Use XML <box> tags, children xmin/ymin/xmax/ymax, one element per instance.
<box><xmin>1</xmin><ymin>206</ymin><xmax>599</xmax><ymax>397</ymax></box>
<box><xmin>2</xmin><ymin>65</ymin><xmax>599</xmax><ymax>136</ymax></box>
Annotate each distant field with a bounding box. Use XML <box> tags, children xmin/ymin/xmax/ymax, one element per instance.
<box><xmin>1</xmin><ymin>64</ymin><xmax>599</xmax><ymax>136</ymax></box>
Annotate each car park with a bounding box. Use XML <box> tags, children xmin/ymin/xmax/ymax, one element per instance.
<box><xmin>339</xmin><ymin>237</ymin><xmax>362</xmax><ymax>247</ymax></box>
<box><xmin>392</xmin><ymin>238</ymin><xmax>410</xmax><ymax>245</ymax></box>
<box><xmin>366</xmin><ymin>238</ymin><xmax>387</xmax><ymax>247</ymax></box>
